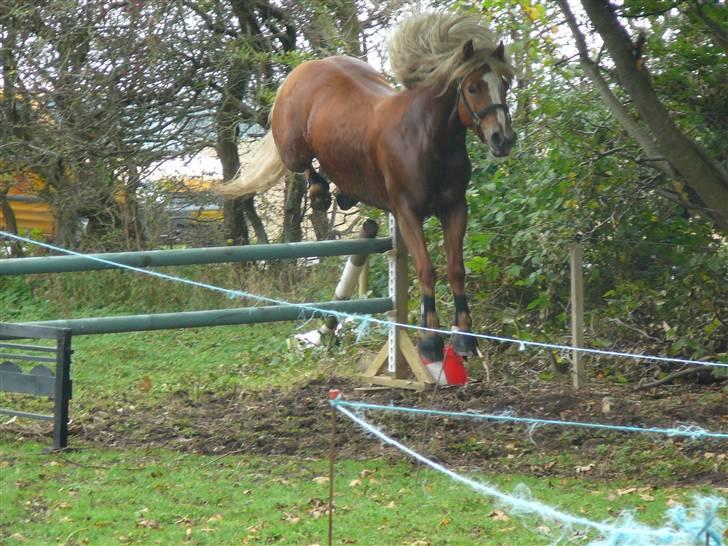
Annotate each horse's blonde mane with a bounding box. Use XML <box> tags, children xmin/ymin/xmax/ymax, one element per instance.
<box><xmin>388</xmin><ymin>12</ymin><xmax>514</xmax><ymax>91</ymax></box>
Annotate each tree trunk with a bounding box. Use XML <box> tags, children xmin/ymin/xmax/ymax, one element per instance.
<box><xmin>281</xmin><ymin>172</ymin><xmax>306</xmax><ymax>242</ymax></box>
<box><xmin>243</xmin><ymin>197</ymin><xmax>268</xmax><ymax>244</ymax></box>
<box><xmin>42</xmin><ymin>159</ymin><xmax>81</xmax><ymax>249</ymax></box>
<box><xmin>0</xmin><ymin>192</ymin><xmax>25</xmax><ymax>257</ymax></box>
<box><xmin>579</xmin><ymin>0</ymin><xmax>728</xmax><ymax>230</ymax></box>
<box><xmin>557</xmin><ymin>1</ymin><xmax>679</xmax><ymax>185</ymax></box>
<box><xmin>311</xmin><ymin>208</ymin><xmax>333</xmax><ymax>240</ymax></box>
<box><xmin>223</xmin><ymin>198</ymin><xmax>249</xmax><ymax>245</ymax></box>
<box><xmin>217</xmin><ymin>60</ymin><xmax>255</xmax><ymax>246</ymax></box>
<box><xmin>122</xmin><ymin>162</ymin><xmax>145</xmax><ymax>250</ymax></box>
<box><xmin>52</xmin><ymin>193</ymin><xmax>80</xmax><ymax>250</ymax></box>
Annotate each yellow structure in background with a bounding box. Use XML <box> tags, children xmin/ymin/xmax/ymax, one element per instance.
<box><xmin>0</xmin><ymin>170</ymin><xmax>54</xmax><ymax>238</ymax></box>
<box><xmin>0</xmin><ymin>170</ymin><xmax>223</xmax><ymax>243</ymax></box>
<box><xmin>161</xmin><ymin>177</ymin><xmax>224</xmax><ymax>223</ymax></box>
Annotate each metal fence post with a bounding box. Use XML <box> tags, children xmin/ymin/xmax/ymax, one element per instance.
<box><xmin>52</xmin><ymin>329</ymin><xmax>72</xmax><ymax>451</ymax></box>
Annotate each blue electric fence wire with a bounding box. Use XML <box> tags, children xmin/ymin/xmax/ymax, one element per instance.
<box><xmin>331</xmin><ymin>400</ymin><xmax>728</xmax><ymax>440</ymax></box>
<box><xmin>2</xmin><ymin>230</ymin><xmax>728</xmax><ymax>370</ymax></box>
<box><xmin>332</xmin><ymin>402</ymin><xmax>725</xmax><ymax>545</ymax></box>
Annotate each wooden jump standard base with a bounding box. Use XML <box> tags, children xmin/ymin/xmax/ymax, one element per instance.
<box><xmin>361</xmin><ymin>215</ymin><xmax>435</xmax><ymax>391</ymax></box>
<box><xmin>362</xmin><ymin>330</ymin><xmax>434</xmax><ymax>391</ymax></box>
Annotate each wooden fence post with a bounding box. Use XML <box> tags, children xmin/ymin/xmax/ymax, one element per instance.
<box><xmin>389</xmin><ymin>214</ymin><xmax>409</xmax><ymax>378</ymax></box>
<box><xmin>570</xmin><ymin>237</ymin><xmax>585</xmax><ymax>389</ymax></box>
<box><xmin>361</xmin><ymin>214</ymin><xmax>434</xmax><ymax>390</ymax></box>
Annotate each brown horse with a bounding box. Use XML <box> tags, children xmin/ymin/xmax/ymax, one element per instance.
<box><xmin>219</xmin><ymin>13</ymin><xmax>516</xmax><ymax>360</ymax></box>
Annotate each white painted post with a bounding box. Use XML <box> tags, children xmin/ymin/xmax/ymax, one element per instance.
<box><xmin>570</xmin><ymin>238</ymin><xmax>585</xmax><ymax>389</ymax></box>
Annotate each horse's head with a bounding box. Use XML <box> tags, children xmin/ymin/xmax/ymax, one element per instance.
<box><xmin>457</xmin><ymin>40</ymin><xmax>516</xmax><ymax>157</ymax></box>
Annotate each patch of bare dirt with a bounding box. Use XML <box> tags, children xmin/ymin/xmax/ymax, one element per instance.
<box><xmin>5</xmin><ymin>377</ymin><xmax>726</xmax><ymax>486</ymax></box>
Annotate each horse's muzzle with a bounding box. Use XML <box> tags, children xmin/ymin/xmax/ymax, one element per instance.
<box><xmin>488</xmin><ymin>130</ymin><xmax>516</xmax><ymax>157</ymax></box>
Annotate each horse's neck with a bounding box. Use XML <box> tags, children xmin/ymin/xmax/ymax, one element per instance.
<box><xmin>412</xmin><ymin>84</ymin><xmax>467</xmax><ymax>152</ymax></box>
<box><xmin>443</xmin><ymin>86</ymin><xmax>468</xmax><ymax>149</ymax></box>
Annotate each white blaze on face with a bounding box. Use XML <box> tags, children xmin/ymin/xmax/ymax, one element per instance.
<box><xmin>481</xmin><ymin>71</ymin><xmax>507</xmax><ymax>134</ymax></box>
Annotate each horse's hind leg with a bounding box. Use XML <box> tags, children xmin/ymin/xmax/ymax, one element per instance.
<box><xmin>394</xmin><ymin>206</ymin><xmax>444</xmax><ymax>362</ymax></box>
<box><xmin>304</xmin><ymin>166</ymin><xmax>332</xmax><ymax>211</ymax></box>
<box><xmin>440</xmin><ymin>201</ymin><xmax>478</xmax><ymax>356</ymax></box>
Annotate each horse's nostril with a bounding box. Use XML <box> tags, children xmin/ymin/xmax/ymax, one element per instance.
<box><xmin>491</xmin><ymin>131</ymin><xmax>502</xmax><ymax>145</ymax></box>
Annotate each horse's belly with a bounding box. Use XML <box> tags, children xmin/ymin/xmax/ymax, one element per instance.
<box><xmin>317</xmin><ymin>154</ymin><xmax>390</xmax><ymax>210</ymax></box>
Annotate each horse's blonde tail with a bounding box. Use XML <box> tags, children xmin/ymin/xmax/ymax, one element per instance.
<box><xmin>216</xmin><ymin>130</ymin><xmax>289</xmax><ymax>199</ymax></box>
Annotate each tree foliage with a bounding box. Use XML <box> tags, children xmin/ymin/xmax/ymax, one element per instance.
<box><xmin>421</xmin><ymin>0</ymin><xmax>728</xmax><ymax>373</ymax></box>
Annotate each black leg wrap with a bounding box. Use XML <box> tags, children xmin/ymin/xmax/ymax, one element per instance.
<box><xmin>417</xmin><ymin>334</ymin><xmax>444</xmax><ymax>363</ymax></box>
<box><xmin>453</xmin><ymin>294</ymin><xmax>469</xmax><ymax>323</ymax></box>
<box><xmin>420</xmin><ymin>295</ymin><xmax>437</xmax><ymax>326</ymax></box>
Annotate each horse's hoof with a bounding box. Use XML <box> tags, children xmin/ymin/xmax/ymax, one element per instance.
<box><xmin>336</xmin><ymin>193</ymin><xmax>358</xmax><ymax>210</ymax></box>
<box><xmin>310</xmin><ymin>189</ymin><xmax>332</xmax><ymax>211</ymax></box>
<box><xmin>452</xmin><ymin>329</ymin><xmax>478</xmax><ymax>357</ymax></box>
<box><xmin>417</xmin><ymin>334</ymin><xmax>444</xmax><ymax>363</ymax></box>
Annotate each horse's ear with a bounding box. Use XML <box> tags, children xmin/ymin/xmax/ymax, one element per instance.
<box><xmin>462</xmin><ymin>39</ymin><xmax>474</xmax><ymax>60</ymax></box>
<box><xmin>492</xmin><ymin>41</ymin><xmax>505</xmax><ymax>62</ymax></box>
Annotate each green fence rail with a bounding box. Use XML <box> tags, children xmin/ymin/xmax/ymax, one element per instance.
<box><xmin>21</xmin><ymin>299</ymin><xmax>393</xmax><ymax>336</ymax></box>
<box><xmin>0</xmin><ymin>238</ymin><xmax>393</xmax><ymax>276</ymax></box>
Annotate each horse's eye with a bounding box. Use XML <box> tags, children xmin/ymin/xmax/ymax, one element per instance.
<box><xmin>467</xmin><ymin>82</ymin><xmax>479</xmax><ymax>94</ymax></box>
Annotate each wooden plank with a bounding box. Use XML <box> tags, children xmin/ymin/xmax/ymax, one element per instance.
<box><xmin>398</xmin><ymin>332</ymin><xmax>434</xmax><ymax>384</ymax></box>
<box><xmin>363</xmin><ymin>341</ymin><xmax>389</xmax><ymax>377</ymax></box>
<box><xmin>360</xmin><ymin>375</ymin><xmax>430</xmax><ymax>391</ymax></box>
<box><xmin>23</xmin><ymin>298</ymin><xmax>393</xmax><ymax>336</ymax></box>
<box><xmin>363</xmin><ymin>218</ymin><xmax>436</xmax><ymax>390</ymax></box>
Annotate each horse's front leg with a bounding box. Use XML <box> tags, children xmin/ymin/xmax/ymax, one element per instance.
<box><xmin>440</xmin><ymin>200</ymin><xmax>478</xmax><ymax>356</ymax></box>
<box><xmin>394</xmin><ymin>206</ymin><xmax>444</xmax><ymax>362</ymax></box>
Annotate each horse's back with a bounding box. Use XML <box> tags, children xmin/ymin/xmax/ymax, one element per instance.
<box><xmin>285</xmin><ymin>56</ymin><xmax>393</xmax><ymax>101</ymax></box>
<box><xmin>272</xmin><ymin>57</ymin><xmax>396</xmax><ymax>206</ymax></box>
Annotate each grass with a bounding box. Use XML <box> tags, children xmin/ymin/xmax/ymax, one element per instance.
<box><xmin>1</xmin><ymin>439</ymin><xmax>718</xmax><ymax>546</ymax></box>
<box><xmin>1</xmin><ymin>266</ymin><xmax>726</xmax><ymax>544</ymax></box>
<box><xmin>1</xmin><ymin>321</ymin><xmax>379</xmax><ymax>414</ymax></box>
